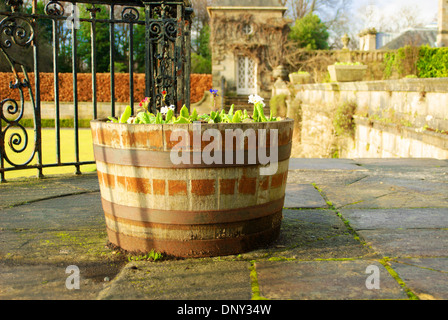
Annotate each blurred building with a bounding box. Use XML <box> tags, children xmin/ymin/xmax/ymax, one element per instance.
<box><xmin>360</xmin><ymin>24</ymin><xmax>438</xmax><ymax>51</ymax></box>
<box><xmin>207</xmin><ymin>0</ymin><xmax>288</xmax><ymax>98</ymax></box>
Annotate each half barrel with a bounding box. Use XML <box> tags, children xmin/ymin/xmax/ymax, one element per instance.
<box><xmin>90</xmin><ymin>119</ymin><xmax>294</xmax><ymax>257</ymax></box>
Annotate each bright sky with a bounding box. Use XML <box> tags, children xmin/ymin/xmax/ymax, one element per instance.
<box><xmin>352</xmin><ymin>0</ymin><xmax>439</xmax><ymax>25</ymax></box>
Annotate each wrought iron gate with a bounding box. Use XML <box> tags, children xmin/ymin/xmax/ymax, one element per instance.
<box><xmin>0</xmin><ymin>0</ymin><xmax>193</xmax><ymax>182</ymax></box>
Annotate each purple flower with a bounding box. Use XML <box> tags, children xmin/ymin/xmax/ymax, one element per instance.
<box><xmin>210</xmin><ymin>89</ymin><xmax>219</xmax><ymax>96</ymax></box>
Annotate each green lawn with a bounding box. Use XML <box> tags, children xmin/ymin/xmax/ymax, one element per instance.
<box><xmin>2</xmin><ymin>128</ymin><xmax>97</xmax><ymax>180</ymax></box>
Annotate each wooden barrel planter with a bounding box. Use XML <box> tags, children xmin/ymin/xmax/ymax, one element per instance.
<box><xmin>90</xmin><ymin>119</ymin><xmax>294</xmax><ymax>258</ymax></box>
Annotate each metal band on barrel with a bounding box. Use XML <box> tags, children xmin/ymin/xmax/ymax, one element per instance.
<box><xmin>101</xmin><ymin>196</ymin><xmax>285</xmax><ymax>225</ymax></box>
<box><xmin>93</xmin><ymin>142</ymin><xmax>292</xmax><ymax>168</ymax></box>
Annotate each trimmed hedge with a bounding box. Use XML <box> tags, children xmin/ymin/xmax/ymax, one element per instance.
<box><xmin>0</xmin><ymin>73</ymin><xmax>212</xmax><ymax>104</ymax></box>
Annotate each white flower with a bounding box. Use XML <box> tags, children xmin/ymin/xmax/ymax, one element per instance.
<box><xmin>160</xmin><ymin>105</ymin><xmax>175</xmax><ymax>115</ymax></box>
<box><xmin>248</xmin><ymin>94</ymin><xmax>264</xmax><ymax>104</ymax></box>
<box><xmin>248</xmin><ymin>94</ymin><xmax>265</xmax><ymax>107</ymax></box>
<box><xmin>426</xmin><ymin>115</ymin><xmax>433</xmax><ymax>122</ymax></box>
<box><xmin>127</xmin><ymin>116</ymin><xmax>135</xmax><ymax>124</ymax></box>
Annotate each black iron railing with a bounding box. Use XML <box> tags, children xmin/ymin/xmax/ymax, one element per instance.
<box><xmin>0</xmin><ymin>0</ymin><xmax>193</xmax><ymax>182</ymax></box>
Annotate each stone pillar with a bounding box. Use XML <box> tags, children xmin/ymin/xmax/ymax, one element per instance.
<box><xmin>342</xmin><ymin>33</ymin><xmax>350</xmax><ymax>50</ymax></box>
<box><xmin>437</xmin><ymin>0</ymin><xmax>448</xmax><ymax>47</ymax></box>
<box><xmin>360</xmin><ymin>33</ymin><xmax>377</xmax><ymax>51</ymax></box>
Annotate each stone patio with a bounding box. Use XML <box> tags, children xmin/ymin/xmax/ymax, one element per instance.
<box><xmin>1</xmin><ymin>158</ymin><xmax>447</xmax><ymax>301</ymax></box>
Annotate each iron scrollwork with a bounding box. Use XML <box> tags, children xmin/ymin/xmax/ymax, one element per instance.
<box><xmin>2</xmin><ymin>98</ymin><xmax>29</xmax><ymax>155</ymax></box>
<box><xmin>0</xmin><ymin>0</ymin><xmax>194</xmax><ymax>182</ymax></box>
<box><xmin>0</xmin><ymin>16</ymin><xmax>34</xmax><ymax>50</ymax></box>
<box><xmin>144</xmin><ymin>1</ymin><xmax>191</xmax><ymax>113</ymax></box>
<box><xmin>44</xmin><ymin>1</ymin><xmax>65</xmax><ymax>16</ymax></box>
<box><xmin>5</xmin><ymin>0</ymin><xmax>24</xmax><ymax>12</ymax></box>
<box><xmin>122</xmin><ymin>7</ymin><xmax>139</xmax><ymax>22</ymax></box>
<box><xmin>0</xmin><ymin>11</ymin><xmax>37</xmax><ymax>173</ymax></box>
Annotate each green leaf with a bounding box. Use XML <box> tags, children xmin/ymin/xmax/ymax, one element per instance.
<box><xmin>232</xmin><ymin>110</ymin><xmax>242</xmax><ymax>123</ymax></box>
<box><xmin>269</xmin><ymin>109</ymin><xmax>276</xmax><ymax>122</ymax></box>
<box><xmin>190</xmin><ymin>108</ymin><xmax>198</xmax><ymax>121</ymax></box>
<box><xmin>228</xmin><ymin>104</ymin><xmax>234</xmax><ymax>117</ymax></box>
<box><xmin>119</xmin><ymin>105</ymin><xmax>132</xmax><ymax>123</ymax></box>
<box><xmin>137</xmin><ymin>112</ymin><xmax>151</xmax><ymax>124</ymax></box>
<box><xmin>107</xmin><ymin>116</ymin><xmax>118</xmax><ymax>123</ymax></box>
<box><xmin>212</xmin><ymin>109</ymin><xmax>226</xmax><ymax>123</ymax></box>
<box><xmin>210</xmin><ymin>111</ymin><xmax>217</xmax><ymax>120</ymax></box>
<box><xmin>174</xmin><ymin>116</ymin><xmax>190</xmax><ymax>124</ymax></box>
<box><xmin>140</xmin><ymin>112</ymin><xmax>156</xmax><ymax>124</ymax></box>
<box><xmin>257</xmin><ymin>104</ymin><xmax>268</xmax><ymax>122</ymax></box>
<box><xmin>253</xmin><ymin>104</ymin><xmax>259</xmax><ymax>122</ymax></box>
<box><xmin>165</xmin><ymin>109</ymin><xmax>174</xmax><ymax>123</ymax></box>
<box><xmin>180</xmin><ymin>105</ymin><xmax>190</xmax><ymax>119</ymax></box>
<box><xmin>222</xmin><ymin>114</ymin><xmax>231</xmax><ymax>123</ymax></box>
<box><xmin>243</xmin><ymin>109</ymin><xmax>249</xmax><ymax>120</ymax></box>
<box><xmin>199</xmin><ymin>114</ymin><xmax>210</xmax><ymax>122</ymax></box>
<box><xmin>155</xmin><ymin>112</ymin><xmax>163</xmax><ymax>124</ymax></box>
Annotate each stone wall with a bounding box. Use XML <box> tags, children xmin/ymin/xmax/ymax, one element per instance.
<box><xmin>286</xmin><ymin>78</ymin><xmax>448</xmax><ymax>159</ymax></box>
<box><xmin>285</xmin><ymin>49</ymin><xmax>392</xmax><ymax>84</ymax></box>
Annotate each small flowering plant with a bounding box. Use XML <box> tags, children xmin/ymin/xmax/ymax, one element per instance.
<box><xmin>248</xmin><ymin>94</ymin><xmax>270</xmax><ymax>122</ymax></box>
<box><xmin>210</xmin><ymin>89</ymin><xmax>219</xmax><ymax>110</ymax></box>
<box><xmin>108</xmin><ymin>91</ymin><xmax>279</xmax><ymax>125</ymax></box>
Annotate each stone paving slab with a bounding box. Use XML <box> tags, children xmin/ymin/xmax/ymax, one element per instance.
<box><xmin>284</xmin><ymin>184</ymin><xmax>327</xmax><ymax>209</ymax></box>
<box><xmin>287</xmin><ymin>170</ymin><xmax>369</xmax><ymax>186</ymax></box>
<box><xmin>0</xmin><ymin>191</ymin><xmax>124</xmax><ymax>300</ymax></box>
<box><xmin>319</xmin><ymin>175</ymin><xmax>448</xmax><ymax>209</ymax></box>
<box><xmin>0</xmin><ymin>192</ymin><xmax>115</xmax><ymax>264</ymax></box>
<box><xmin>339</xmin><ymin>208</ymin><xmax>448</xmax><ymax>230</ymax></box>
<box><xmin>0</xmin><ymin>260</ymin><xmax>122</xmax><ymax>300</ymax></box>
<box><xmin>51</xmin><ymin>173</ymin><xmax>100</xmax><ymax>192</ymax></box>
<box><xmin>255</xmin><ymin>260</ymin><xmax>408</xmax><ymax>300</ymax></box>
<box><xmin>98</xmin><ymin>260</ymin><xmax>252</xmax><ymax>300</ymax></box>
<box><xmin>353</xmin><ymin>158</ymin><xmax>448</xmax><ymax>169</ymax></box>
<box><xmin>389</xmin><ymin>258</ymin><xmax>448</xmax><ymax>300</ymax></box>
<box><xmin>370</xmin><ymin>176</ymin><xmax>448</xmax><ymax>193</ymax></box>
<box><xmin>338</xmin><ymin>207</ymin><xmax>448</xmax><ymax>260</ymax></box>
<box><xmin>237</xmin><ymin>209</ymin><xmax>374</xmax><ymax>261</ymax></box>
<box><xmin>357</xmin><ymin>229</ymin><xmax>448</xmax><ymax>258</ymax></box>
<box><xmin>0</xmin><ymin>192</ymin><xmax>104</xmax><ymax>232</ymax></box>
<box><xmin>0</xmin><ymin>173</ymin><xmax>99</xmax><ymax>209</ymax></box>
<box><xmin>288</xmin><ymin>158</ymin><xmax>365</xmax><ymax>171</ymax></box>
